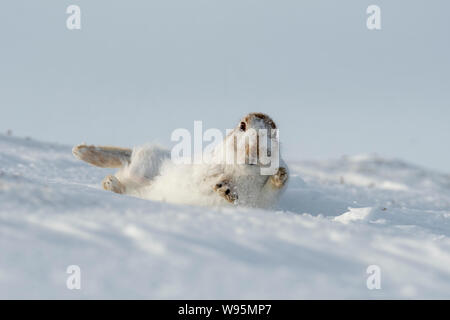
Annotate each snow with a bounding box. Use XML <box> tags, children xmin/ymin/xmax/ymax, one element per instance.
<box><xmin>1</xmin><ymin>134</ymin><xmax>450</xmax><ymax>299</ymax></box>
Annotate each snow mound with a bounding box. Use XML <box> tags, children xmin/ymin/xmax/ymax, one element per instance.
<box><xmin>1</xmin><ymin>134</ymin><xmax>449</xmax><ymax>299</ymax></box>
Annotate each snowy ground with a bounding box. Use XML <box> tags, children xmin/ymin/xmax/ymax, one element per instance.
<box><xmin>1</xmin><ymin>134</ymin><xmax>450</xmax><ymax>299</ymax></box>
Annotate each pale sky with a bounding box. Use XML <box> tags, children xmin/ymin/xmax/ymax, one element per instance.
<box><xmin>1</xmin><ymin>1</ymin><xmax>449</xmax><ymax>173</ymax></box>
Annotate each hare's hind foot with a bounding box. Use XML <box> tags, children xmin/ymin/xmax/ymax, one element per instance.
<box><xmin>102</xmin><ymin>175</ymin><xmax>126</xmax><ymax>194</ymax></box>
<box><xmin>213</xmin><ymin>180</ymin><xmax>238</xmax><ymax>204</ymax></box>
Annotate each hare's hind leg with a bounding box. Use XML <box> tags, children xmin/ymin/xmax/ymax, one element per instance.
<box><xmin>72</xmin><ymin>144</ymin><xmax>132</xmax><ymax>168</ymax></box>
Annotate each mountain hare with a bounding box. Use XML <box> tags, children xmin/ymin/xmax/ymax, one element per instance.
<box><xmin>73</xmin><ymin>113</ymin><xmax>288</xmax><ymax>208</ymax></box>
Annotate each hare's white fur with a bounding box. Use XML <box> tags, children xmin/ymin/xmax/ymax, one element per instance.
<box><xmin>73</xmin><ymin>113</ymin><xmax>288</xmax><ymax>208</ymax></box>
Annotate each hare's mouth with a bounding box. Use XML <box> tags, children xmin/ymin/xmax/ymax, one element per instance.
<box><xmin>246</xmin><ymin>163</ymin><xmax>258</xmax><ymax>167</ymax></box>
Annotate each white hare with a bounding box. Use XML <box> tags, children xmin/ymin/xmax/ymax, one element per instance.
<box><xmin>73</xmin><ymin>113</ymin><xmax>288</xmax><ymax>208</ymax></box>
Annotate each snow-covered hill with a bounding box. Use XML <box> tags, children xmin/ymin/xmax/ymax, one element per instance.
<box><xmin>1</xmin><ymin>134</ymin><xmax>449</xmax><ymax>299</ymax></box>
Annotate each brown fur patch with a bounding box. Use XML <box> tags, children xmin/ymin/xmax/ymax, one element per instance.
<box><xmin>243</xmin><ymin>113</ymin><xmax>277</xmax><ymax>129</ymax></box>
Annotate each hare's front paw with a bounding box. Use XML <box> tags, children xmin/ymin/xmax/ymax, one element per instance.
<box><xmin>269</xmin><ymin>167</ymin><xmax>288</xmax><ymax>189</ymax></box>
<box><xmin>213</xmin><ymin>180</ymin><xmax>238</xmax><ymax>203</ymax></box>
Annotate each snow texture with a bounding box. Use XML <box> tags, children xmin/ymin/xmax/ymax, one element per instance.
<box><xmin>1</xmin><ymin>134</ymin><xmax>450</xmax><ymax>299</ymax></box>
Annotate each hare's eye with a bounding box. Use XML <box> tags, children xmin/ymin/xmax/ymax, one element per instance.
<box><xmin>240</xmin><ymin>122</ymin><xmax>246</xmax><ymax>131</ymax></box>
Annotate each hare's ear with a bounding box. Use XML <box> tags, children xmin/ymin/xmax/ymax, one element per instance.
<box><xmin>72</xmin><ymin>144</ymin><xmax>132</xmax><ymax>168</ymax></box>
